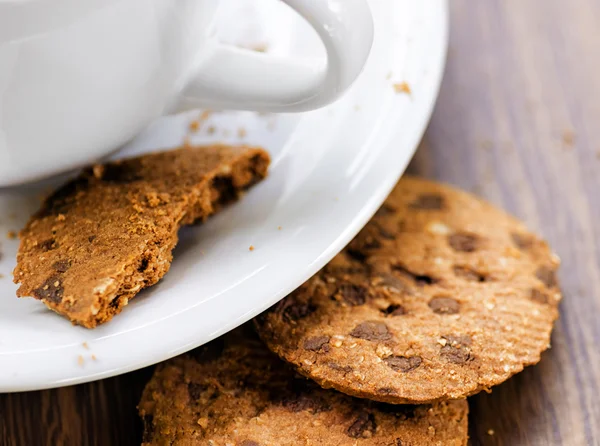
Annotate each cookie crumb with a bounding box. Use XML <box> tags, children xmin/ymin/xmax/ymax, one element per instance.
<box><xmin>189</xmin><ymin>111</ymin><xmax>211</xmax><ymax>133</ymax></box>
<box><xmin>277</xmin><ymin>226</ymin><xmax>282</xmax><ymax>230</ymax></box>
<box><xmin>183</xmin><ymin>136</ymin><xmax>192</xmax><ymax>148</ymax></box>
<box><xmin>249</xmin><ymin>245</ymin><xmax>255</xmax><ymax>251</ymax></box>
<box><xmin>207</xmin><ymin>126</ymin><xmax>216</xmax><ymax>135</ymax></box>
<box><xmin>562</xmin><ymin>129</ymin><xmax>575</xmax><ymax>147</ymax></box>
<box><xmin>6</xmin><ymin>231</ymin><xmax>17</xmax><ymax>240</ymax></box>
<box><xmin>91</xmin><ymin>354</ymin><xmax>97</xmax><ymax>361</ymax></box>
<box><xmin>251</xmin><ymin>43</ymin><xmax>268</xmax><ymax>53</ymax></box>
<box><xmin>77</xmin><ymin>355</ymin><xmax>84</xmax><ymax>366</ymax></box>
<box><xmin>238</xmin><ymin>128</ymin><xmax>247</xmax><ymax>138</ymax></box>
<box><xmin>393</xmin><ymin>82</ymin><xmax>411</xmax><ymax>95</ymax></box>
<box><xmin>0</xmin><ymin>274</ymin><xmax>4</xmax><ymax>279</ymax></box>
<box><xmin>82</xmin><ymin>342</ymin><xmax>89</xmax><ymax>349</ymax></box>
<box><xmin>487</xmin><ymin>429</ymin><xmax>495</xmax><ymax>436</ymax></box>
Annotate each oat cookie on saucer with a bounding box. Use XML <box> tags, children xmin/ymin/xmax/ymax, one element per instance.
<box><xmin>14</xmin><ymin>145</ymin><xmax>270</xmax><ymax>328</ymax></box>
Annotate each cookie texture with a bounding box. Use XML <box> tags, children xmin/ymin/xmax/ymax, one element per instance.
<box><xmin>14</xmin><ymin>145</ymin><xmax>270</xmax><ymax>328</ymax></box>
<box><xmin>138</xmin><ymin>326</ymin><xmax>469</xmax><ymax>446</ymax></box>
<box><xmin>255</xmin><ymin>176</ymin><xmax>561</xmax><ymax>404</ymax></box>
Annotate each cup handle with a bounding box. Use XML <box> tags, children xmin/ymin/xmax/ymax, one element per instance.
<box><xmin>174</xmin><ymin>0</ymin><xmax>374</xmax><ymax>113</ymax></box>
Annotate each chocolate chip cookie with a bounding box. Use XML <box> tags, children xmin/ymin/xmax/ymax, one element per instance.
<box><xmin>138</xmin><ymin>326</ymin><xmax>469</xmax><ymax>446</ymax></box>
<box><xmin>14</xmin><ymin>145</ymin><xmax>270</xmax><ymax>328</ymax></box>
<box><xmin>255</xmin><ymin>176</ymin><xmax>561</xmax><ymax>404</ymax></box>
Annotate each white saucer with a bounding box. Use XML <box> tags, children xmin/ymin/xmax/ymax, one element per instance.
<box><xmin>0</xmin><ymin>0</ymin><xmax>448</xmax><ymax>392</ymax></box>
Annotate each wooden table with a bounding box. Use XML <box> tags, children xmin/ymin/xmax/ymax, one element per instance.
<box><xmin>2</xmin><ymin>1</ymin><xmax>599</xmax><ymax>444</ymax></box>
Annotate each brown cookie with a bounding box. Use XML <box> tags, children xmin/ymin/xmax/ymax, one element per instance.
<box><xmin>138</xmin><ymin>326</ymin><xmax>469</xmax><ymax>446</ymax></box>
<box><xmin>14</xmin><ymin>145</ymin><xmax>270</xmax><ymax>328</ymax></box>
<box><xmin>255</xmin><ymin>176</ymin><xmax>561</xmax><ymax>404</ymax></box>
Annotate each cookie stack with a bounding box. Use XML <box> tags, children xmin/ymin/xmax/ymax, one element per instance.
<box><xmin>139</xmin><ymin>177</ymin><xmax>561</xmax><ymax>445</ymax></box>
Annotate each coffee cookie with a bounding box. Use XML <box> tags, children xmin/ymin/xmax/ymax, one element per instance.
<box><xmin>14</xmin><ymin>145</ymin><xmax>269</xmax><ymax>328</ymax></box>
<box><xmin>138</xmin><ymin>326</ymin><xmax>469</xmax><ymax>446</ymax></box>
<box><xmin>255</xmin><ymin>176</ymin><xmax>561</xmax><ymax>404</ymax></box>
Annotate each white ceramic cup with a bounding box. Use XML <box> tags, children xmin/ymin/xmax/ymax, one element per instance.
<box><xmin>0</xmin><ymin>0</ymin><xmax>374</xmax><ymax>187</ymax></box>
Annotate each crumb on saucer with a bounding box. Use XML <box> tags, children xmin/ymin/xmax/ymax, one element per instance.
<box><xmin>394</xmin><ymin>82</ymin><xmax>411</xmax><ymax>94</ymax></box>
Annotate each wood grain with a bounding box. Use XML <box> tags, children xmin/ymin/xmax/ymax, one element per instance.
<box><xmin>1</xmin><ymin>1</ymin><xmax>599</xmax><ymax>444</ymax></box>
<box><xmin>409</xmin><ymin>1</ymin><xmax>600</xmax><ymax>444</ymax></box>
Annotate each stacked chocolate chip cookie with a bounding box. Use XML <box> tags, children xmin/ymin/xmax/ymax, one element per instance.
<box><xmin>139</xmin><ymin>177</ymin><xmax>561</xmax><ymax>445</ymax></box>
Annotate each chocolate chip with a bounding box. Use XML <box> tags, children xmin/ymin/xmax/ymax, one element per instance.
<box><xmin>530</xmin><ymin>289</ymin><xmax>550</xmax><ymax>304</ymax></box>
<box><xmin>350</xmin><ymin>321</ymin><xmax>392</xmax><ymax>341</ymax></box>
<box><xmin>511</xmin><ymin>232</ymin><xmax>533</xmax><ymax>250</ymax></box>
<box><xmin>52</xmin><ymin>260</ymin><xmax>71</xmax><ymax>273</ymax></box>
<box><xmin>100</xmin><ymin>163</ymin><xmax>143</xmax><ymax>183</ymax></box>
<box><xmin>372</xmin><ymin>222</ymin><xmax>396</xmax><ymax>240</ymax></box>
<box><xmin>142</xmin><ymin>415</ymin><xmax>154</xmax><ymax>443</ymax></box>
<box><xmin>345</xmin><ymin>249</ymin><xmax>367</xmax><ymax>263</ymax></box>
<box><xmin>360</xmin><ymin>235</ymin><xmax>382</xmax><ymax>250</ymax></box>
<box><xmin>448</xmin><ymin>233</ymin><xmax>479</xmax><ymax>252</ymax></box>
<box><xmin>138</xmin><ymin>257</ymin><xmax>150</xmax><ymax>273</ymax></box>
<box><xmin>536</xmin><ymin>266</ymin><xmax>557</xmax><ymax>288</ymax></box>
<box><xmin>384</xmin><ymin>356</ymin><xmax>422</xmax><ymax>372</ymax></box>
<box><xmin>337</xmin><ymin>284</ymin><xmax>367</xmax><ymax>306</ymax></box>
<box><xmin>282</xmin><ymin>394</ymin><xmax>330</xmax><ymax>414</ymax></box>
<box><xmin>39</xmin><ymin>176</ymin><xmax>89</xmax><ymax>216</ymax></box>
<box><xmin>88</xmin><ymin>235</ymin><xmax>96</xmax><ymax>243</ymax></box>
<box><xmin>375</xmin><ymin>204</ymin><xmax>396</xmax><ymax>216</ymax></box>
<box><xmin>440</xmin><ymin>335</ymin><xmax>473</xmax><ymax>364</ymax></box>
<box><xmin>409</xmin><ymin>194</ymin><xmax>445</xmax><ymax>210</ymax></box>
<box><xmin>374</xmin><ymin>274</ymin><xmax>409</xmax><ymax>293</ymax></box>
<box><xmin>303</xmin><ymin>336</ymin><xmax>330</xmax><ymax>352</ymax></box>
<box><xmin>212</xmin><ymin>175</ymin><xmax>238</xmax><ymax>206</ymax></box>
<box><xmin>453</xmin><ymin>265</ymin><xmax>486</xmax><ymax>282</ymax></box>
<box><xmin>278</xmin><ymin>299</ymin><xmax>317</xmax><ymax>323</ymax></box>
<box><xmin>381</xmin><ymin>304</ymin><xmax>406</xmax><ymax>316</ymax></box>
<box><xmin>429</xmin><ymin>297</ymin><xmax>460</xmax><ymax>315</ymax></box>
<box><xmin>189</xmin><ymin>337</ymin><xmax>225</xmax><ymax>364</ymax></box>
<box><xmin>239</xmin><ymin>441</ymin><xmax>259</xmax><ymax>446</ymax></box>
<box><xmin>394</xmin><ymin>439</ymin><xmax>403</xmax><ymax>446</ymax></box>
<box><xmin>327</xmin><ymin>362</ymin><xmax>353</xmax><ymax>373</ymax></box>
<box><xmin>377</xmin><ymin>387</ymin><xmax>396</xmax><ymax>395</ymax></box>
<box><xmin>346</xmin><ymin>412</ymin><xmax>376</xmax><ymax>439</ymax></box>
<box><xmin>188</xmin><ymin>383</ymin><xmax>205</xmax><ymax>401</ymax></box>
<box><xmin>39</xmin><ymin>238</ymin><xmax>58</xmax><ymax>252</ymax></box>
<box><xmin>393</xmin><ymin>264</ymin><xmax>436</xmax><ymax>286</ymax></box>
<box><xmin>32</xmin><ymin>275</ymin><xmax>63</xmax><ymax>304</ymax></box>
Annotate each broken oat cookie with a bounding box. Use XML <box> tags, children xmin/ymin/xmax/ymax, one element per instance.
<box><xmin>14</xmin><ymin>145</ymin><xmax>270</xmax><ymax>328</ymax></box>
<box><xmin>255</xmin><ymin>176</ymin><xmax>561</xmax><ymax>404</ymax></box>
<box><xmin>139</xmin><ymin>325</ymin><xmax>469</xmax><ymax>446</ymax></box>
